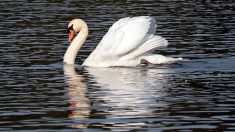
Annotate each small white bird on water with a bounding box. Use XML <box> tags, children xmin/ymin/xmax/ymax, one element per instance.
<box><xmin>64</xmin><ymin>16</ymin><xmax>182</xmax><ymax>67</ymax></box>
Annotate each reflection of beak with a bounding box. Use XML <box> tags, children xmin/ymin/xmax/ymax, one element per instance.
<box><xmin>68</xmin><ymin>30</ymin><xmax>75</xmax><ymax>42</ymax></box>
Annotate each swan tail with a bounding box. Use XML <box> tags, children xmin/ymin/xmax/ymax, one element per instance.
<box><xmin>141</xmin><ymin>54</ymin><xmax>183</xmax><ymax>65</ymax></box>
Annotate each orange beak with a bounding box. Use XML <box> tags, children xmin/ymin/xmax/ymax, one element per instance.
<box><xmin>68</xmin><ymin>30</ymin><xmax>75</xmax><ymax>42</ymax></box>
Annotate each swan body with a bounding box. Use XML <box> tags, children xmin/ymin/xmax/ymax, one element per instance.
<box><xmin>64</xmin><ymin>16</ymin><xmax>182</xmax><ymax>67</ymax></box>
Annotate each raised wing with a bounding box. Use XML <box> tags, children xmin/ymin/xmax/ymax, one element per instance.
<box><xmin>127</xmin><ymin>34</ymin><xmax>168</xmax><ymax>58</ymax></box>
<box><xmin>96</xmin><ymin>16</ymin><xmax>157</xmax><ymax>57</ymax></box>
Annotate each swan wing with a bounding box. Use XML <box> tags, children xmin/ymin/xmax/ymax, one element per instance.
<box><xmin>126</xmin><ymin>34</ymin><xmax>168</xmax><ymax>58</ymax></box>
<box><xmin>97</xmin><ymin>16</ymin><xmax>157</xmax><ymax>57</ymax></box>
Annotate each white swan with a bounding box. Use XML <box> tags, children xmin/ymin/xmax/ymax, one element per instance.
<box><xmin>64</xmin><ymin>16</ymin><xmax>182</xmax><ymax>67</ymax></box>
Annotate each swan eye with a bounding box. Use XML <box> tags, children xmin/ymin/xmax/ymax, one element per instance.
<box><xmin>67</xmin><ymin>24</ymin><xmax>74</xmax><ymax>33</ymax></box>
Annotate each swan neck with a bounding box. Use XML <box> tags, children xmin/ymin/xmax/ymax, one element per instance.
<box><xmin>63</xmin><ymin>23</ymin><xmax>88</xmax><ymax>64</ymax></box>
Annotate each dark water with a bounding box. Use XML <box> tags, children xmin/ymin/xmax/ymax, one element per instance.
<box><xmin>1</xmin><ymin>0</ymin><xmax>235</xmax><ymax>131</ymax></box>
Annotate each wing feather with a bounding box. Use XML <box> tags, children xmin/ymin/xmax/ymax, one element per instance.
<box><xmin>127</xmin><ymin>35</ymin><xmax>168</xmax><ymax>58</ymax></box>
<box><xmin>97</xmin><ymin>16</ymin><xmax>157</xmax><ymax>57</ymax></box>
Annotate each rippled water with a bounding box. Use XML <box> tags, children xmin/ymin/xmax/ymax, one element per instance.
<box><xmin>1</xmin><ymin>0</ymin><xmax>235</xmax><ymax>131</ymax></box>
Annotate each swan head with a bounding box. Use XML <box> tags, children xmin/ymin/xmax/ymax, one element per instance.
<box><xmin>67</xmin><ymin>19</ymin><xmax>87</xmax><ymax>42</ymax></box>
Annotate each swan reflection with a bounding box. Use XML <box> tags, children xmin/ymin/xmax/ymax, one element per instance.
<box><xmin>85</xmin><ymin>67</ymin><xmax>169</xmax><ymax>118</ymax></box>
<box><xmin>64</xmin><ymin>65</ymin><xmax>170</xmax><ymax>127</ymax></box>
<box><xmin>64</xmin><ymin>65</ymin><xmax>90</xmax><ymax>128</ymax></box>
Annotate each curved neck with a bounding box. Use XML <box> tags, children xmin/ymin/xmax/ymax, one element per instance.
<box><xmin>64</xmin><ymin>23</ymin><xmax>88</xmax><ymax>64</ymax></box>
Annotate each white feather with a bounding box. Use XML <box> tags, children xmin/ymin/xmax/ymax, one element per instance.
<box><xmin>127</xmin><ymin>35</ymin><xmax>168</xmax><ymax>58</ymax></box>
